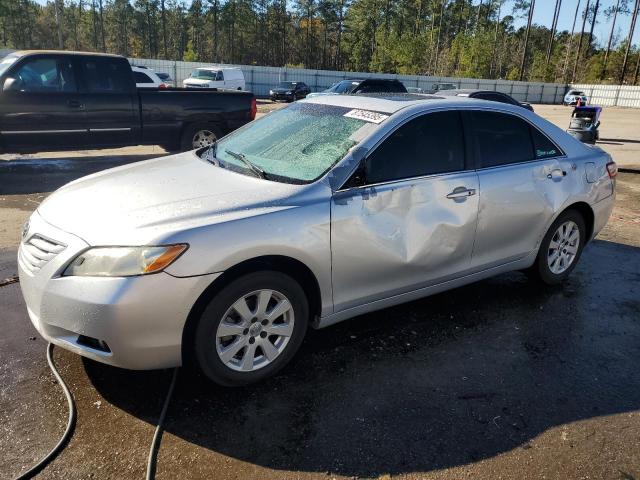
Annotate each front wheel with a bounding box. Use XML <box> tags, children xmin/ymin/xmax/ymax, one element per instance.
<box><xmin>529</xmin><ymin>210</ymin><xmax>586</xmax><ymax>285</ymax></box>
<box><xmin>193</xmin><ymin>271</ymin><xmax>309</xmax><ymax>386</ymax></box>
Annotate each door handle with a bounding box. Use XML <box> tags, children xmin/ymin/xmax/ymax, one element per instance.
<box><xmin>67</xmin><ymin>100</ymin><xmax>84</xmax><ymax>109</ymax></box>
<box><xmin>547</xmin><ymin>169</ymin><xmax>567</xmax><ymax>180</ymax></box>
<box><xmin>446</xmin><ymin>187</ymin><xmax>476</xmax><ymax>199</ymax></box>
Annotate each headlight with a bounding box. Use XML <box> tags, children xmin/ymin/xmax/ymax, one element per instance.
<box><xmin>269</xmin><ymin>89</ymin><xmax>274</xmax><ymax>95</ymax></box>
<box><xmin>63</xmin><ymin>244</ymin><xmax>188</xmax><ymax>277</ymax></box>
<box><xmin>286</xmin><ymin>91</ymin><xmax>292</xmax><ymax>94</ymax></box>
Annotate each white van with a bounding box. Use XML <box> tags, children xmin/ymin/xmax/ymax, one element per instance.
<box><xmin>183</xmin><ymin>67</ymin><xmax>245</xmax><ymax>90</ymax></box>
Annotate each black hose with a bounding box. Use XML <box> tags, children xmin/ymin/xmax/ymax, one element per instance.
<box><xmin>145</xmin><ymin>368</ymin><xmax>179</xmax><ymax>480</ymax></box>
<box><xmin>14</xmin><ymin>343</ymin><xmax>76</xmax><ymax>480</ymax></box>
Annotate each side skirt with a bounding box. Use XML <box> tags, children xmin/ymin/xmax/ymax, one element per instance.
<box><xmin>314</xmin><ymin>251</ymin><xmax>537</xmax><ymax>329</ymax></box>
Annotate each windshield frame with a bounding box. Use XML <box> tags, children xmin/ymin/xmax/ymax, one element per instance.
<box><xmin>0</xmin><ymin>54</ymin><xmax>19</xmax><ymax>78</ymax></box>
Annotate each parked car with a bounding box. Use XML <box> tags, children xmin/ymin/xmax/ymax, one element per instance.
<box><xmin>563</xmin><ymin>90</ymin><xmax>588</xmax><ymax>106</ymax></box>
<box><xmin>132</xmin><ymin>65</ymin><xmax>168</xmax><ymax>89</ymax></box>
<box><xmin>0</xmin><ymin>50</ymin><xmax>256</xmax><ymax>152</ymax></box>
<box><xmin>183</xmin><ymin>67</ymin><xmax>245</xmax><ymax>90</ymax></box>
<box><xmin>155</xmin><ymin>72</ymin><xmax>175</xmax><ymax>88</ymax></box>
<box><xmin>307</xmin><ymin>78</ymin><xmax>407</xmax><ymax>97</ymax></box>
<box><xmin>269</xmin><ymin>81</ymin><xmax>311</xmax><ymax>102</ymax></box>
<box><xmin>18</xmin><ymin>94</ymin><xmax>616</xmax><ymax>386</ymax></box>
<box><xmin>406</xmin><ymin>86</ymin><xmax>425</xmax><ymax>94</ymax></box>
<box><xmin>431</xmin><ymin>82</ymin><xmax>458</xmax><ymax>92</ymax></box>
<box><xmin>438</xmin><ymin>88</ymin><xmax>534</xmax><ymax>111</ymax></box>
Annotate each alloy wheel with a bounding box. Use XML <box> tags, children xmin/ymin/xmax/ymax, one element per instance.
<box><xmin>192</xmin><ymin>129</ymin><xmax>216</xmax><ymax>149</ymax></box>
<box><xmin>547</xmin><ymin>220</ymin><xmax>580</xmax><ymax>275</ymax></box>
<box><xmin>215</xmin><ymin>289</ymin><xmax>295</xmax><ymax>372</ymax></box>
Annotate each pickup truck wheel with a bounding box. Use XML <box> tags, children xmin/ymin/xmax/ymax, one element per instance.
<box><xmin>194</xmin><ymin>271</ymin><xmax>309</xmax><ymax>386</ymax></box>
<box><xmin>181</xmin><ymin>124</ymin><xmax>222</xmax><ymax>151</ymax></box>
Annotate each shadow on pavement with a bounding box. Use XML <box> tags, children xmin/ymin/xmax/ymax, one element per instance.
<box><xmin>0</xmin><ymin>153</ymin><xmax>161</xmax><ymax>195</ymax></box>
<box><xmin>85</xmin><ymin>239</ymin><xmax>640</xmax><ymax>477</ymax></box>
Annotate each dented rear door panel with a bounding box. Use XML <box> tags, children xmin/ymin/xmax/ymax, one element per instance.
<box><xmin>330</xmin><ymin>171</ymin><xmax>480</xmax><ymax>313</ymax></box>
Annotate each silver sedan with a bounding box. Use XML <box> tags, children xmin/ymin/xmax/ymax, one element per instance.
<box><xmin>18</xmin><ymin>95</ymin><xmax>617</xmax><ymax>386</ymax></box>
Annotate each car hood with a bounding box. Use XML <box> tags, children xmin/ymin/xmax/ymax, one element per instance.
<box><xmin>37</xmin><ymin>152</ymin><xmax>306</xmax><ymax>246</ymax></box>
<box><xmin>184</xmin><ymin>78</ymin><xmax>212</xmax><ymax>85</ymax></box>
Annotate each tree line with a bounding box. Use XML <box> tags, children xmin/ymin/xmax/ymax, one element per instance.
<box><xmin>1</xmin><ymin>0</ymin><xmax>639</xmax><ymax>84</ymax></box>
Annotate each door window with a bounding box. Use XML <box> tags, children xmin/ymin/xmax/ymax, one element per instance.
<box><xmin>364</xmin><ymin>111</ymin><xmax>466</xmax><ymax>184</ymax></box>
<box><xmin>9</xmin><ymin>57</ymin><xmax>77</xmax><ymax>92</ymax></box>
<box><xmin>133</xmin><ymin>71</ymin><xmax>153</xmax><ymax>84</ymax></box>
<box><xmin>216</xmin><ymin>71</ymin><xmax>224</xmax><ymax>81</ymax></box>
<box><xmin>81</xmin><ymin>58</ymin><xmax>131</xmax><ymax>93</ymax></box>
<box><xmin>470</xmin><ymin>111</ymin><xmax>534</xmax><ymax>168</ymax></box>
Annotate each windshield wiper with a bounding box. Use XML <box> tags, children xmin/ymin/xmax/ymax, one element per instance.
<box><xmin>224</xmin><ymin>149</ymin><xmax>267</xmax><ymax>179</ymax></box>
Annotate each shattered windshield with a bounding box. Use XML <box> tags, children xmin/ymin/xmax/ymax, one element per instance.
<box><xmin>205</xmin><ymin>103</ymin><xmax>383</xmax><ymax>183</ymax></box>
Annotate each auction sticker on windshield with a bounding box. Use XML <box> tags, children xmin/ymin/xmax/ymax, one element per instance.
<box><xmin>343</xmin><ymin>109</ymin><xmax>389</xmax><ymax>124</ymax></box>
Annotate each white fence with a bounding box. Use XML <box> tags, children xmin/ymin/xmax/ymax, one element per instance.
<box><xmin>569</xmin><ymin>83</ymin><xmax>640</xmax><ymax>108</ymax></box>
<box><xmin>129</xmin><ymin>57</ymin><xmax>567</xmax><ymax>104</ymax></box>
<box><xmin>129</xmin><ymin>57</ymin><xmax>640</xmax><ymax>107</ymax></box>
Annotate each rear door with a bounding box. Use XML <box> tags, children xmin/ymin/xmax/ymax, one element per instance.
<box><xmin>467</xmin><ymin>109</ymin><xmax>570</xmax><ymax>270</ymax></box>
<box><xmin>77</xmin><ymin>56</ymin><xmax>138</xmax><ymax>147</ymax></box>
<box><xmin>0</xmin><ymin>54</ymin><xmax>87</xmax><ymax>151</ymax></box>
<box><xmin>331</xmin><ymin>110</ymin><xmax>479</xmax><ymax>312</ymax></box>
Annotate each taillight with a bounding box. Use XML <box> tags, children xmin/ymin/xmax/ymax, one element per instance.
<box><xmin>606</xmin><ymin>161</ymin><xmax>618</xmax><ymax>178</ymax></box>
<box><xmin>249</xmin><ymin>97</ymin><xmax>257</xmax><ymax>120</ymax></box>
<box><xmin>159</xmin><ymin>83</ymin><xmax>168</xmax><ymax>89</ymax></box>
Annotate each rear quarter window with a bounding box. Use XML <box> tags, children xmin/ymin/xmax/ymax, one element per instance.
<box><xmin>531</xmin><ymin>127</ymin><xmax>563</xmax><ymax>159</ymax></box>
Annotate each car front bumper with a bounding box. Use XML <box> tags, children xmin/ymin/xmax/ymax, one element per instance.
<box><xmin>271</xmin><ymin>93</ymin><xmax>294</xmax><ymax>101</ymax></box>
<box><xmin>18</xmin><ymin>211</ymin><xmax>219</xmax><ymax>370</ymax></box>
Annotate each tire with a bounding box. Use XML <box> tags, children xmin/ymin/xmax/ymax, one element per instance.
<box><xmin>529</xmin><ymin>210</ymin><xmax>586</xmax><ymax>285</ymax></box>
<box><xmin>160</xmin><ymin>143</ymin><xmax>179</xmax><ymax>153</ymax></box>
<box><xmin>180</xmin><ymin>123</ymin><xmax>222</xmax><ymax>151</ymax></box>
<box><xmin>193</xmin><ymin>271</ymin><xmax>309</xmax><ymax>386</ymax></box>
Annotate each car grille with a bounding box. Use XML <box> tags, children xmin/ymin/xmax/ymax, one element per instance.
<box><xmin>19</xmin><ymin>234</ymin><xmax>66</xmax><ymax>274</ymax></box>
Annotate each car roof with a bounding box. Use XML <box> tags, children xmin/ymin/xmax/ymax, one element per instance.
<box><xmin>13</xmin><ymin>49</ymin><xmax>124</xmax><ymax>59</ymax></box>
<box><xmin>303</xmin><ymin>92</ymin><xmax>461</xmax><ymax>113</ymax></box>
<box><xmin>302</xmin><ymin>91</ymin><xmax>543</xmax><ymax>115</ymax></box>
<box><xmin>195</xmin><ymin>66</ymin><xmax>241</xmax><ymax>71</ymax></box>
<box><xmin>437</xmin><ymin>89</ymin><xmax>502</xmax><ymax>95</ymax></box>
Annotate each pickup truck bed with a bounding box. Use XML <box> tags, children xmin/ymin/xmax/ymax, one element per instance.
<box><xmin>0</xmin><ymin>50</ymin><xmax>256</xmax><ymax>153</ymax></box>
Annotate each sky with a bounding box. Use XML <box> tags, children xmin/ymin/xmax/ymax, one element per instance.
<box><xmin>505</xmin><ymin>0</ymin><xmax>640</xmax><ymax>47</ymax></box>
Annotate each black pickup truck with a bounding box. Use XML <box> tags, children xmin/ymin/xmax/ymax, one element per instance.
<box><xmin>0</xmin><ymin>50</ymin><xmax>256</xmax><ymax>153</ymax></box>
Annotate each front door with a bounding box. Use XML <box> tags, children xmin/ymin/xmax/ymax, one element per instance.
<box><xmin>331</xmin><ymin>110</ymin><xmax>479</xmax><ymax>313</ymax></box>
<box><xmin>0</xmin><ymin>55</ymin><xmax>87</xmax><ymax>152</ymax></box>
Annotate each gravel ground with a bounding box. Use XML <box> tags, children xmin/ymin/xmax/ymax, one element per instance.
<box><xmin>0</xmin><ymin>101</ymin><xmax>639</xmax><ymax>480</ymax></box>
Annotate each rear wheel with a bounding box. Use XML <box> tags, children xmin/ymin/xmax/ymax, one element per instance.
<box><xmin>193</xmin><ymin>271</ymin><xmax>309</xmax><ymax>386</ymax></box>
<box><xmin>529</xmin><ymin>210</ymin><xmax>586</xmax><ymax>285</ymax></box>
<box><xmin>180</xmin><ymin>123</ymin><xmax>222</xmax><ymax>151</ymax></box>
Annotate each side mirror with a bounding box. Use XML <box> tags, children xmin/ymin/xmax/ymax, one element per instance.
<box><xmin>3</xmin><ymin>77</ymin><xmax>17</xmax><ymax>91</ymax></box>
